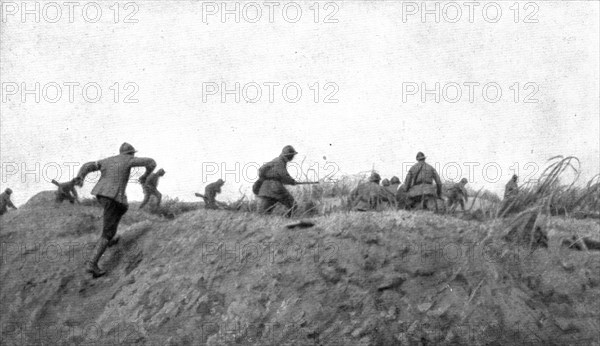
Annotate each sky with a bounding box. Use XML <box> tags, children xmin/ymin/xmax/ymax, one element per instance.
<box><xmin>1</xmin><ymin>1</ymin><xmax>599</xmax><ymax>206</ymax></box>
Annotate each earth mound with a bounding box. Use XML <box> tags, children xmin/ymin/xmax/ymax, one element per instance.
<box><xmin>1</xmin><ymin>203</ymin><xmax>599</xmax><ymax>345</ymax></box>
<box><xmin>22</xmin><ymin>190</ymin><xmax>57</xmax><ymax>208</ymax></box>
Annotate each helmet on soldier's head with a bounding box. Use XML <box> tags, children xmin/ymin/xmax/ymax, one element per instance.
<box><xmin>369</xmin><ymin>172</ymin><xmax>381</xmax><ymax>183</ymax></box>
<box><xmin>158</xmin><ymin>168</ymin><xmax>166</xmax><ymax>175</ymax></box>
<box><xmin>512</xmin><ymin>174</ymin><xmax>518</xmax><ymax>181</ymax></box>
<box><xmin>381</xmin><ymin>178</ymin><xmax>390</xmax><ymax>186</ymax></box>
<box><xmin>390</xmin><ymin>176</ymin><xmax>400</xmax><ymax>185</ymax></box>
<box><xmin>416</xmin><ymin>152</ymin><xmax>426</xmax><ymax>161</ymax></box>
<box><xmin>119</xmin><ymin>142</ymin><xmax>137</xmax><ymax>155</ymax></box>
<box><xmin>217</xmin><ymin>178</ymin><xmax>225</xmax><ymax>185</ymax></box>
<box><xmin>5</xmin><ymin>188</ymin><xmax>12</xmax><ymax>195</ymax></box>
<box><xmin>460</xmin><ymin>178</ymin><xmax>468</xmax><ymax>184</ymax></box>
<box><xmin>281</xmin><ymin>145</ymin><xmax>298</xmax><ymax>156</ymax></box>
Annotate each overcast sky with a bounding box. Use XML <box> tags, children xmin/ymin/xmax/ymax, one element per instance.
<box><xmin>1</xmin><ymin>1</ymin><xmax>598</xmax><ymax>205</ymax></box>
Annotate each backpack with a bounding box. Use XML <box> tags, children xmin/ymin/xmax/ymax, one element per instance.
<box><xmin>252</xmin><ymin>179</ymin><xmax>263</xmax><ymax>195</ymax></box>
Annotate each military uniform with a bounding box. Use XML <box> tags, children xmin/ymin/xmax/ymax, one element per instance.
<box><xmin>446</xmin><ymin>178</ymin><xmax>469</xmax><ymax>212</ymax></box>
<box><xmin>350</xmin><ymin>173</ymin><xmax>394</xmax><ymax>211</ymax></box>
<box><xmin>254</xmin><ymin>146</ymin><xmax>298</xmax><ymax>217</ymax></box>
<box><xmin>77</xmin><ymin>143</ymin><xmax>156</xmax><ymax>277</ymax></box>
<box><xmin>52</xmin><ymin>178</ymin><xmax>81</xmax><ymax>204</ymax></box>
<box><xmin>204</xmin><ymin>179</ymin><xmax>224</xmax><ymax>209</ymax></box>
<box><xmin>0</xmin><ymin>189</ymin><xmax>17</xmax><ymax>216</ymax></box>
<box><xmin>404</xmin><ymin>152</ymin><xmax>442</xmax><ymax>210</ymax></box>
<box><xmin>140</xmin><ymin>169</ymin><xmax>165</xmax><ymax>209</ymax></box>
<box><xmin>504</xmin><ymin>175</ymin><xmax>518</xmax><ymax>199</ymax></box>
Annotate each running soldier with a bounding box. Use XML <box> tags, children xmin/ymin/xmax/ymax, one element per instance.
<box><xmin>196</xmin><ymin>178</ymin><xmax>225</xmax><ymax>209</ymax></box>
<box><xmin>446</xmin><ymin>178</ymin><xmax>469</xmax><ymax>212</ymax></box>
<box><xmin>253</xmin><ymin>145</ymin><xmax>298</xmax><ymax>217</ymax></box>
<box><xmin>51</xmin><ymin>177</ymin><xmax>82</xmax><ymax>204</ymax></box>
<box><xmin>139</xmin><ymin>168</ymin><xmax>166</xmax><ymax>209</ymax></box>
<box><xmin>0</xmin><ymin>188</ymin><xmax>17</xmax><ymax>216</ymax></box>
<box><xmin>77</xmin><ymin>142</ymin><xmax>156</xmax><ymax>278</ymax></box>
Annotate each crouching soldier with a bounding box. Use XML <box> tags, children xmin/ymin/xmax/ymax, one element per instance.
<box><xmin>139</xmin><ymin>168</ymin><xmax>166</xmax><ymax>209</ymax></box>
<box><xmin>446</xmin><ymin>178</ymin><xmax>469</xmax><ymax>212</ymax></box>
<box><xmin>51</xmin><ymin>177</ymin><xmax>82</xmax><ymax>204</ymax></box>
<box><xmin>0</xmin><ymin>188</ymin><xmax>17</xmax><ymax>216</ymax></box>
<box><xmin>253</xmin><ymin>145</ymin><xmax>298</xmax><ymax>217</ymax></box>
<box><xmin>196</xmin><ymin>179</ymin><xmax>225</xmax><ymax>209</ymax></box>
<box><xmin>350</xmin><ymin>172</ymin><xmax>395</xmax><ymax>211</ymax></box>
<box><xmin>77</xmin><ymin>142</ymin><xmax>156</xmax><ymax>278</ymax></box>
<box><xmin>404</xmin><ymin>152</ymin><xmax>442</xmax><ymax>211</ymax></box>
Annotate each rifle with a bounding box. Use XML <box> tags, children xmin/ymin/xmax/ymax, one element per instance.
<box><xmin>296</xmin><ymin>181</ymin><xmax>320</xmax><ymax>185</ymax></box>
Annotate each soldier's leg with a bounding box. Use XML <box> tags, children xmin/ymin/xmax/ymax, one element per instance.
<box><xmin>259</xmin><ymin>197</ymin><xmax>277</xmax><ymax>214</ymax></box>
<box><xmin>87</xmin><ymin>197</ymin><xmax>128</xmax><ymax>277</ymax></box>
<box><xmin>139</xmin><ymin>192</ymin><xmax>151</xmax><ymax>209</ymax></box>
<box><xmin>280</xmin><ymin>194</ymin><xmax>297</xmax><ymax>218</ymax></box>
<box><xmin>56</xmin><ymin>192</ymin><xmax>64</xmax><ymax>204</ymax></box>
<box><xmin>447</xmin><ymin>196</ymin><xmax>455</xmax><ymax>213</ymax></box>
<box><xmin>459</xmin><ymin>199</ymin><xmax>465</xmax><ymax>211</ymax></box>
<box><xmin>155</xmin><ymin>191</ymin><xmax>162</xmax><ymax>207</ymax></box>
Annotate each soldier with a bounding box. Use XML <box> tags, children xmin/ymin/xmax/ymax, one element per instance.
<box><xmin>201</xmin><ymin>178</ymin><xmax>225</xmax><ymax>209</ymax></box>
<box><xmin>0</xmin><ymin>188</ymin><xmax>17</xmax><ymax>216</ymax></box>
<box><xmin>51</xmin><ymin>177</ymin><xmax>82</xmax><ymax>204</ymax></box>
<box><xmin>139</xmin><ymin>168</ymin><xmax>166</xmax><ymax>209</ymax></box>
<box><xmin>253</xmin><ymin>145</ymin><xmax>298</xmax><ymax>217</ymax></box>
<box><xmin>389</xmin><ymin>176</ymin><xmax>401</xmax><ymax>192</ymax></box>
<box><xmin>446</xmin><ymin>178</ymin><xmax>469</xmax><ymax>212</ymax></box>
<box><xmin>403</xmin><ymin>152</ymin><xmax>442</xmax><ymax>210</ymax></box>
<box><xmin>349</xmin><ymin>172</ymin><xmax>395</xmax><ymax>211</ymax></box>
<box><xmin>504</xmin><ymin>175</ymin><xmax>519</xmax><ymax>199</ymax></box>
<box><xmin>77</xmin><ymin>142</ymin><xmax>156</xmax><ymax>278</ymax></box>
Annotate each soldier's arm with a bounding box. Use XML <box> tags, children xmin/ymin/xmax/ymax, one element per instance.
<box><xmin>270</xmin><ymin>162</ymin><xmax>296</xmax><ymax>185</ymax></box>
<box><xmin>403</xmin><ymin>171</ymin><xmax>413</xmax><ymax>191</ymax></box>
<box><xmin>131</xmin><ymin>157</ymin><xmax>157</xmax><ymax>184</ymax></box>
<box><xmin>461</xmin><ymin>187</ymin><xmax>468</xmax><ymax>201</ymax></box>
<box><xmin>77</xmin><ymin>161</ymin><xmax>100</xmax><ymax>183</ymax></box>
<box><xmin>433</xmin><ymin>171</ymin><xmax>442</xmax><ymax>196</ymax></box>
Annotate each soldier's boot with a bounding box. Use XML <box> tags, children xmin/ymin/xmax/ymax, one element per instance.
<box><xmin>86</xmin><ymin>238</ymin><xmax>109</xmax><ymax>278</ymax></box>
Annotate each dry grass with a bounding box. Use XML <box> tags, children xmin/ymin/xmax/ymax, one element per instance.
<box><xmin>499</xmin><ymin>156</ymin><xmax>599</xmax><ymax>219</ymax></box>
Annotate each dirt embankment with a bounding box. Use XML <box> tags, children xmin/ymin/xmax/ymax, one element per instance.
<box><xmin>1</xmin><ymin>204</ymin><xmax>599</xmax><ymax>345</ymax></box>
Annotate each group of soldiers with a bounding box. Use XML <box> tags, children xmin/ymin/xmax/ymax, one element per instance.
<box><xmin>0</xmin><ymin>143</ymin><xmax>520</xmax><ymax>278</ymax></box>
<box><xmin>348</xmin><ymin>152</ymin><xmax>470</xmax><ymax>213</ymax></box>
